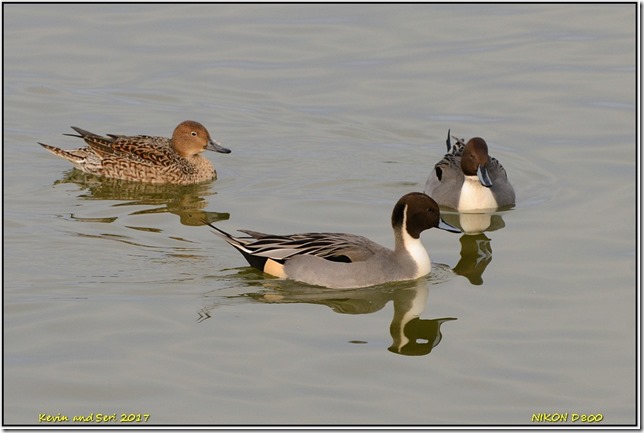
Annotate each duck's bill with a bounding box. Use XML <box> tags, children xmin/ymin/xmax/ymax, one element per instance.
<box><xmin>207</xmin><ymin>139</ymin><xmax>232</xmax><ymax>154</ymax></box>
<box><xmin>477</xmin><ymin>165</ymin><xmax>493</xmax><ymax>187</ymax></box>
<box><xmin>438</xmin><ymin>218</ymin><xmax>461</xmax><ymax>233</ymax></box>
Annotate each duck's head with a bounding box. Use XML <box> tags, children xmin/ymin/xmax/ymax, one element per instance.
<box><xmin>172</xmin><ymin>120</ymin><xmax>231</xmax><ymax>158</ymax></box>
<box><xmin>461</xmin><ymin>137</ymin><xmax>492</xmax><ymax>187</ymax></box>
<box><xmin>392</xmin><ymin>192</ymin><xmax>460</xmax><ymax>239</ymax></box>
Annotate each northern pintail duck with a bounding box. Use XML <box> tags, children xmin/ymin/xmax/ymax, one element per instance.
<box><xmin>206</xmin><ymin>192</ymin><xmax>460</xmax><ymax>289</ymax></box>
<box><xmin>424</xmin><ymin>131</ymin><xmax>515</xmax><ymax>211</ymax></box>
<box><xmin>39</xmin><ymin>120</ymin><xmax>231</xmax><ymax>184</ymax></box>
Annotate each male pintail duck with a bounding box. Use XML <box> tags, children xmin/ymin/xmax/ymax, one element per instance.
<box><xmin>39</xmin><ymin>120</ymin><xmax>231</xmax><ymax>185</ymax></box>
<box><xmin>424</xmin><ymin>131</ymin><xmax>515</xmax><ymax>211</ymax></box>
<box><xmin>206</xmin><ymin>192</ymin><xmax>460</xmax><ymax>289</ymax></box>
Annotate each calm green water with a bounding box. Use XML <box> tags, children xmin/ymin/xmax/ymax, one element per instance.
<box><xmin>4</xmin><ymin>4</ymin><xmax>637</xmax><ymax>426</ymax></box>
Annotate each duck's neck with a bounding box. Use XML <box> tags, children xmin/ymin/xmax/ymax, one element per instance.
<box><xmin>394</xmin><ymin>209</ymin><xmax>431</xmax><ymax>278</ymax></box>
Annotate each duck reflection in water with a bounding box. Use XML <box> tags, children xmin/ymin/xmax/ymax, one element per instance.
<box><xmin>451</xmin><ymin>233</ymin><xmax>493</xmax><ymax>286</ymax></box>
<box><xmin>387</xmin><ymin>283</ymin><xmax>456</xmax><ymax>356</ymax></box>
<box><xmin>199</xmin><ymin>276</ymin><xmax>456</xmax><ymax>357</ymax></box>
<box><xmin>439</xmin><ymin>211</ymin><xmax>509</xmax><ymax>286</ymax></box>
<box><xmin>51</xmin><ymin>169</ymin><xmax>229</xmax><ymax>226</ymax></box>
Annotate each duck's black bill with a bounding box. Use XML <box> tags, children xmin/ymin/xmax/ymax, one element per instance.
<box><xmin>438</xmin><ymin>219</ymin><xmax>461</xmax><ymax>233</ymax></box>
<box><xmin>207</xmin><ymin>139</ymin><xmax>232</xmax><ymax>154</ymax></box>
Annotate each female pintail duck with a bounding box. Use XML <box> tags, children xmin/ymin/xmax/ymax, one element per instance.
<box><xmin>206</xmin><ymin>192</ymin><xmax>460</xmax><ymax>289</ymax></box>
<box><xmin>424</xmin><ymin>131</ymin><xmax>515</xmax><ymax>211</ymax></box>
<box><xmin>39</xmin><ymin>120</ymin><xmax>231</xmax><ymax>185</ymax></box>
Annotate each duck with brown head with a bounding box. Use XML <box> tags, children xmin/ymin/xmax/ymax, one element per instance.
<box><xmin>425</xmin><ymin>131</ymin><xmax>515</xmax><ymax>211</ymax></box>
<box><xmin>39</xmin><ymin>120</ymin><xmax>231</xmax><ymax>184</ymax></box>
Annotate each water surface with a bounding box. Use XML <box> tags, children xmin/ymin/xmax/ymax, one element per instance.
<box><xmin>3</xmin><ymin>3</ymin><xmax>637</xmax><ymax>426</ymax></box>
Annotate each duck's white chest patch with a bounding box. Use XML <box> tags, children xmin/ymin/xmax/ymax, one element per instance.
<box><xmin>458</xmin><ymin>176</ymin><xmax>498</xmax><ymax>211</ymax></box>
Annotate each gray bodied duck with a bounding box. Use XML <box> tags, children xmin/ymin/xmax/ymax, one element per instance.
<box><xmin>424</xmin><ymin>131</ymin><xmax>515</xmax><ymax>211</ymax></box>
<box><xmin>207</xmin><ymin>192</ymin><xmax>460</xmax><ymax>289</ymax></box>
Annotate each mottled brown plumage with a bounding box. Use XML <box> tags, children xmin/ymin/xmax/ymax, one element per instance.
<box><xmin>39</xmin><ymin>120</ymin><xmax>231</xmax><ymax>184</ymax></box>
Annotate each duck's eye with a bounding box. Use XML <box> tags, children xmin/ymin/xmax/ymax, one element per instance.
<box><xmin>191</xmin><ymin>131</ymin><xmax>197</xmax><ymax>136</ymax></box>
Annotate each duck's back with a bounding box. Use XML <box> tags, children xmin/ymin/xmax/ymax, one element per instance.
<box><xmin>72</xmin><ymin>133</ymin><xmax>214</xmax><ymax>184</ymax></box>
<box><xmin>424</xmin><ymin>141</ymin><xmax>466</xmax><ymax>209</ymax></box>
<box><xmin>236</xmin><ymin>230</ymin><xmax>416</xmax><ymax>289</ymax></box>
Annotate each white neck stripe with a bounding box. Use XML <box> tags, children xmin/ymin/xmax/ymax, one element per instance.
<box><xmin>401</xmin><ymin>205</ymin><xmax>431</xmax><ymax>278</ymax></box>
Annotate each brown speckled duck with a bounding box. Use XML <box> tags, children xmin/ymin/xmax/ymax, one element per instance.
<box><xmin>39</xmin><ymin>120</ymin><xmax>231</xmax><ymax>184</ymax></box>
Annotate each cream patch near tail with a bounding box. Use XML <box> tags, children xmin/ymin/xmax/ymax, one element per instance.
<box><xmin>264</xmin><ymin>258</ymin><xmax>287</xmax><ymax>279</ymax></box>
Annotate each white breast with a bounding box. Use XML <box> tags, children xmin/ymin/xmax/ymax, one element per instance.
<box><xmin>458</xmin><ymin>176</ymin><xmax>498</xmax><ymax>211</ymax></box>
